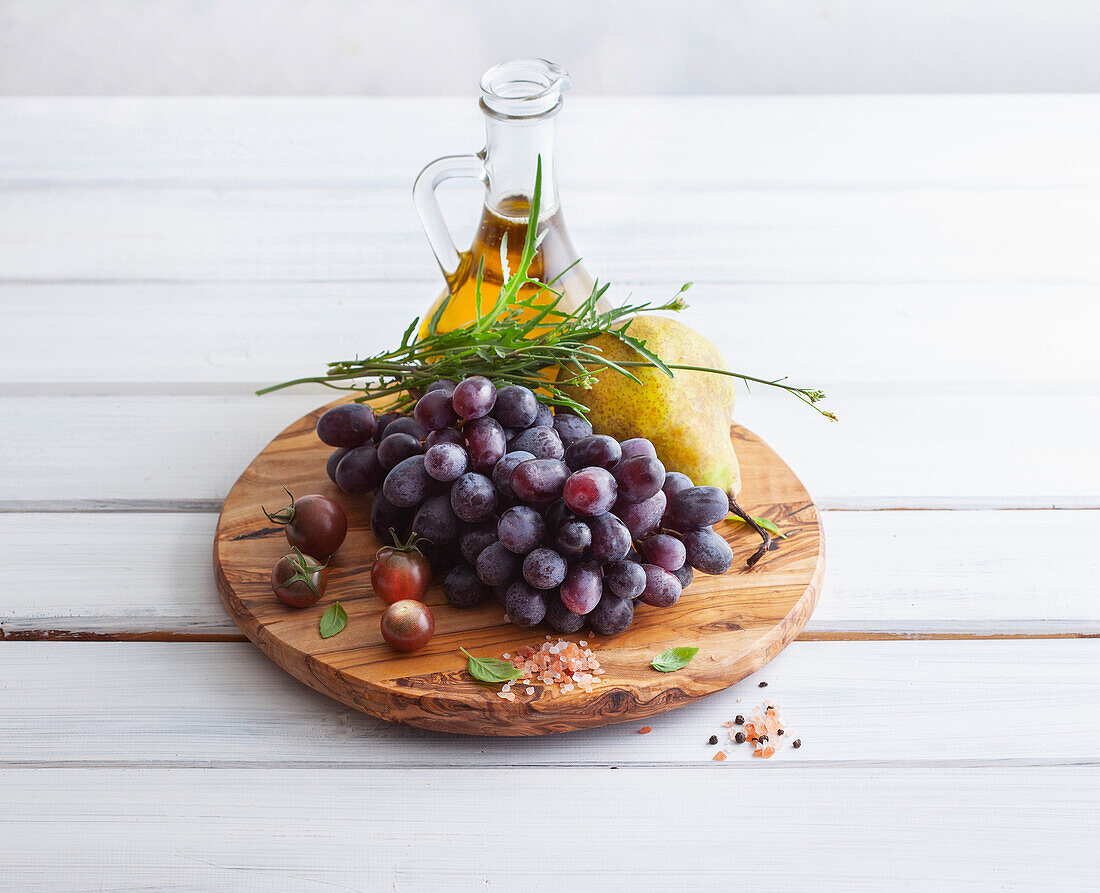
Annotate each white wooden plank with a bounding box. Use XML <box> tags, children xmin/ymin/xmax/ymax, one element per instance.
<box><xmin>0</xmin><ymin>765</ymin><xmax>1096</xmax><ymax>892</ymax></box>
<box><xmin>4</xmin><ymin>96</ymin><xmax>1100</xmax><ymax>189</ymax></box>
<box><xmin>0</xmin><ymin>640</ymin><xmax>1096</xmax><ymax>766</ymax></box>
<box><xmin>2</xmin><ymin>391</ymin><xmax>1097</xmax><ymax>508</ymax></box>
<box><xmin>5</xmin><ymin>182</ymin><xmax>1099</xmax><ymax>284</ymax></box>
<box><xmin>2</xmin><ymin>511</ymin><xmax>1096</xmax><ymax>638</ymax></box>
<box><xmin>5</xmin><ymin>280</ymin><xmax>1098</xmax><ymax>388</ymax></box>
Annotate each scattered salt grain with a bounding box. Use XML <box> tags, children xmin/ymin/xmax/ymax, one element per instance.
<box><xmin>525</xmin><ymin>686</ymin><xmax>535</xmax><ymax>695</ymax></box>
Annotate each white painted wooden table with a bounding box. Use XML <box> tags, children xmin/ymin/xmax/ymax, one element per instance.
<box><xmin>2</xmin><ymin>96</ymin><xmax>1099</xmax><ymax>891</ymax></box>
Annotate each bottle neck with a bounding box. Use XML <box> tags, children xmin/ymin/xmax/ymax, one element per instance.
<box><xmin>482</xmin><ymin>112</ymin><xmax>561</xmax><ymax>221</ymax></box>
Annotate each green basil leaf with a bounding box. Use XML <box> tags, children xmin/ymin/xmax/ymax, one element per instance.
<box><xmin>651</xmin><ymin>645</ymin><xmax>699</xmax><ymax>672</ymax></box>
<box><xmin>461</xmin><ymin>648</ymin><xmax>524</xmax><ymax>684</ymax></box>
<box><xmin>319</xmin><ymin>602</ymin><xmax>348</xmax><ymax>639</ymax></box>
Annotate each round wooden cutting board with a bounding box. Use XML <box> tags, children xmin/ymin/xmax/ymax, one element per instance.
<box><xmin>214</xmin><ymin>402</ymin><xmax>824</xmax><ymax>736</ymax></box>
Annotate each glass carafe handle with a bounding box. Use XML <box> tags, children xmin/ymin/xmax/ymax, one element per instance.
<box><xmin>413</xmin><ymin>153</ymin><xmax>487</xmax><ymax>280</ymax></box>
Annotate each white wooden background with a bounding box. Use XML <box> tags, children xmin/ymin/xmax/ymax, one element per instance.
<box><xmin>3</xmin><ymin>1</ymin><xmax>1100</xmax><ymax>94</ymax></box>
<box><xmin>2</xmin><ymin>96</ymin><xmax>1099</xmax><ymax>891</ymax></box>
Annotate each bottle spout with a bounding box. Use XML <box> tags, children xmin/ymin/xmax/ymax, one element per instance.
<box><xmin>480</xmin><ymin>59</ymin><xmax>572</xmax><ymax>119</ymax></box>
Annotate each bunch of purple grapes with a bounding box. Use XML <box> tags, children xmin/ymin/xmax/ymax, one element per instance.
<box><xmin>315</xmin><ymin>377</ymin><xmax>734</xmax><ymax>636</ymax></box>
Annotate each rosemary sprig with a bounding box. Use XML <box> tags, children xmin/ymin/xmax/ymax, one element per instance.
<box><xmin>257</xmin><ymin>159</ymin><xmax>835</xmax><ymax>421</ymax></box>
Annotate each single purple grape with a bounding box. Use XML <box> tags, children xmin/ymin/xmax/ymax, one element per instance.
<box><xmin>563</xmin><ymin>467</ymin><xmax>618</xmax><ymax>516</ymax></box>
<box><xmin>444</xmin><ymin>564</ymin><xmax>491</xmax><ymax>608</ymax></box>
<box><xmin>639</xmin><ymin>564</ymin><xmax>682</xmax><ymax>607</ymax></box>
<box><xmin>614</xmin><ymin>455</ymin><xmax>666</xmax><ymax>504</ymax></box>
<box><xmin>463</xmin><ymin>416</ymin><xmax>507</xmax><ymax>472</ymax></box>
<box><xmin>616</xmin><ymin>437</ymin><xmax>657</xmax><ymax>466</ymax></box>
<box><xmin>672</xmin><ymin>563</ymin><xmax>695</xmax><ymax>588</ymax></box>
<box><xmin>317</xmin><ymin>403</ymin><xmax>377</xmax><ymax>448</ymax></box>
<box><xmin>560</xmin><ymin>560</ymin><xmax>603</xmax><ymax>614</ymax></box>
<box><xmin>662</xmin><ymin>471</ymin><xmax>694</xmax><ymax>500</ymax></box>
<box><xmin>475</xmin><ymin>540</ymin><xmax>521</xmax><ymax>587</ymax></box>
<box><xmin>384</xmin><ymin>416</ymin><xmax>427</xmax><ymax>442</ymax></box>
<box><xmin>326</xmin><ymin>448</ymin><xmax>349</xmax><ymax>484</ymax></box>
<box><xmin>412</xmin><ymin>494</ymin><xmax>460</xmax><ymax>545</ymax></box>
<box><xmin>565</xmin><ymin>434</ymin><xmax>622</xmax><ymax>471</ymax></box>
<box><xmin>614</xmin><ymin>490</ymin><xmax>666</xmax><ymax>539</ymax></box>
<box><xmin>452</xmin><ymin>375</ymin><xmax>497</xmax><ymax>420</ymax></box>
<box><xmin>497</xmin><ymin>505</ymin><xmax>545</xmax><ymax>554</ymax></box>
<box><xmin>604</xmin><ymin>560</ymin><xmax>647</xmax><ymax>599</ymax></box>
<box><xmin>683</xmin><ymin>527</ymin><xmax>734</xmax><ymax>575</ymax></box>
<box><xmin>377</xmin><ymin>432</ymin><xmax>423</xmax><ymax>471</ymax></box>
<box><xmin>413</xmin><ymin>388</ymin><xmax>458</xmax><ymax>432</ymax></box>
<box><xmin>504</xmin><ymin>581</ymin><xmax>548</xmax><ymax>627</ymax></box>
<box><xmin>381</xmin><ymin>455</ymin><xmax>435</xmax><ymax>507</ymax></box>
<box><xmin>522</xmin><ymin>547</ymin><xmax>567</xmax><ymax>590</ymax></box>
<box><xmin>335</xmin><ymin>444</ymin><xmax>385</xmax><ymax>494</ymax></box>
<box><xmin>493</xmin><ymin>385</ymin><xmax>538</xmax><ymax>428</ymax></box>
<box><xmin>642</xmin><ymin>533</ymin><xmax>687</xmax><ymax>572</ymax></box>
<box><xmin>510</xmin><ymin>458</ymin><xmax>570</xmax><ymax>504</ymax></box>
<box><xmin>424</xmin><ymin>378</ymin><xmax>457</xmax><ymax>394</ymax></box>
<box><xmin>508</xmin><ymin>425</ymin><xmax>564</xmax><ymax>460</ymax></box>
<box><xmin>587</xmin><ymin>593</ymin><xmax>634</xmax><ymax>636</ymax></box>
<box><xmin>533</xmin><ymin>402</ymin><xmax>555</xmax><ymax>427</ymax></box>
<box><xmin>668</xmin><ymin>486</ymin><xmax>730</xmax><ymax>529</ymax></box>
<box><xmin>552</xmin><ymin>413</ymin><xmax>593</xmax><ymax>448</ymax></box>
<box><xmin>450</xmin><ymin>472</ymin><xmax>498</xmax><ymax>523</ymax></box>
<box><xmin>425</xmin><ymin>427</ymin><xmax>463</xmax><ymax>448</ymax></box>
<box><xmin>587</xmin><ymin>512</ymin><xmax>632</xmax><ymax>563</ymax></box>
<box><xmin>556</xmin><ymin>519</ymin><xmax>591</xmax><ymax>557</ymax></box>
<box><xmin>424</xmin><ymin>442</ymin><xmax>469</xmax><ymax>482</ymax></box>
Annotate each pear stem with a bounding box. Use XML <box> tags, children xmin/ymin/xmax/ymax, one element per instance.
<box><xmin>727</xmin><ymin>495</ymin><xmax>772</xmax><ymax>570</ymax></box>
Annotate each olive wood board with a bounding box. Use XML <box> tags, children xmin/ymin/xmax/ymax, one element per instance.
<box><xmin>214</xmin><ymin>401</ymin><xmax>824</xmax><ymax>736</ymax></box>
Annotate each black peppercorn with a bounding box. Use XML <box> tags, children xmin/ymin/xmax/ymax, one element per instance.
<box><xmin>792</xmin><ymin>739</ymin><xmax>801</xmax><ymax>749</ymax></box>
<box><xmin>758</xmin><ymin>681</ymin><xmax>768</xmax><ymax>688</ymax></box>
<box><xmin>776</xmin><ymin>729</ymin><xmax>784</xmax><ymax>736</ymax></box>
<box><xmin>734</xmin><ymin>731</ymin><xmax>746</xmax><ymax>744</ymax></box>
<box><xmin>735</xmin><ymin>715</ymin><xmax>745</xmax><ymax>725</ymax></box>
<box><xmin>708</xmin><ymin>735</ymin><xmax>718</xmax><ymax>745</ymax></box>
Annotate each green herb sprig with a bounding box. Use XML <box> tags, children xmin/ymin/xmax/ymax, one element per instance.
<box><xmin>257</xmin><ymin>160</ymin><xmax>834</xmax><ymax>421</ymax></box>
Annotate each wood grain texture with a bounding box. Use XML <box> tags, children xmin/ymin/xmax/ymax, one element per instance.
<box><xmin>213</xmin><ymin>403</ymin><xmax>824</xmax><ymax>735</ymax></box>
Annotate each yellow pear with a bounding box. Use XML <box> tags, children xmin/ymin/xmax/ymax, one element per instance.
<box><xmin>559</xmin><ymin>315</ymin><xmax>741</xmax><ymax>499</ymax></box>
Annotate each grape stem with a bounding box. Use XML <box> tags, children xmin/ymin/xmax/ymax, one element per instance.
<box><xmin>727</xmin><ymin>496</ymin><xmax>772</xmax><ymax>570</ymax></box>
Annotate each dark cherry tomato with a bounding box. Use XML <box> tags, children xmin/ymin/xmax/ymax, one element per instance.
<box><xmin>264</xmin><ymin>487</ymin><xmax>347</xmax><ymax>559</ymax></box>
<box><xmin>370</xmin><ymin>532</ymin><xmax>433</xmax><ymax>604</ymax></box>
<box><xmin>380</xmin><ymin>600</ymin><xmax>435</xmax><ymax>652</ymax></box>
<box><xmin>271</xmin><ymin>549</ymin><xmax>327</xmax><ymax>608</ymax></box>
